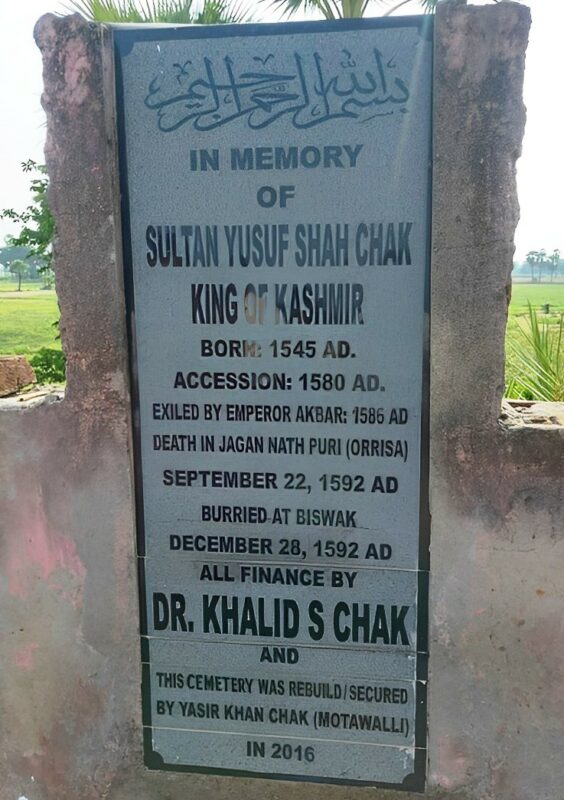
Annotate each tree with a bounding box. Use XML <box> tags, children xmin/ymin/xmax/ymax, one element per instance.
<box><xmin>536</xmin><ymin>248</ymin><xmax>547</xmax><ymax>283</ymax></box>
<box><xmin>0</xmin><ymin>161</ymin><xmax>55</xmax><ymax>277</ymax></box>
<box><xmin>524</xmin><ymin>248</ymin><xmax>563</xmax><ymax>284</ymax></box>
<box><xmin>9</xmin><ymin>259</ymin><xmax>29</xmax><ymax>292</ymax></box>
<box><xmin>549</xmin><ymin>248</ymin><xmax>560</xmax><ymax>282</ymax></box>
<box><xmin>68</xmin><ymin>0</ymin><xmax>250</xmax><ymax>23</ymax></box>
<box><xmin>0</xmin><ymin>244</ymin><xmax>43</xmax><ymax>279</ymax></box>
<box><xmin>526</xmin><ymin>250</ymin><xmax>538</xmax><ymax>282</ymax></box>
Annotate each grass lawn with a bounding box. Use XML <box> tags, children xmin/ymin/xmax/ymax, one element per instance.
<box><xmin>508</xmin><ymin>282</ymin><xmax>564</xmax><ymax>318</ymax></box>
<box><xmin>0</xmin><ymin>288</ymin><xmax>60</xmax><ymax>358</ymax></box>
<box><xmin>0</xmin><ymin>279</ymin><xmax>47</xmax><ymax>293</ymax></box>
<box><xmin>507</xmin><ymin>283</ymin><xmax>564</xmax><ymax>336</ymax></box>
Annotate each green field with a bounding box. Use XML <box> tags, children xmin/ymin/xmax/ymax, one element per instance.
<box><xmin>508</xmin><ymin>282</ymin><xmax>564</xmax><ymax>319</ymax></box>
<box><xmin>506</xmin><ymin>283</ymin><xmax>564</xmax><ymax>340</ymax></box>
<box><xmin>0</xmin><ymin>288</ymin><xmax>60</xmax><ymax>358</ymax></box>
<box><xmin>0</xmin><ymin>279</ymin><xmax>47</xmax><ymax>293</ymax></box>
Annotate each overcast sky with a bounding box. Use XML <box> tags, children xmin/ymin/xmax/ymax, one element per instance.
<box><xmin>0</xmin><ymin>0</ymin><xmax>561</xmax><ymax>261</ymax></box>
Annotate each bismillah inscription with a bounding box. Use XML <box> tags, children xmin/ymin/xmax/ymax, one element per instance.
<box><xmin>145</xmin><ymin>48</ymin><xmax>410</xmax><ymax>131</ymax></box>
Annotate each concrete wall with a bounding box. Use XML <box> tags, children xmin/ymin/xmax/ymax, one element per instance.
<box><xmin>1</xmin><ymin>2</ymin><xmax>563</xmax><ymax>799</ymax></box>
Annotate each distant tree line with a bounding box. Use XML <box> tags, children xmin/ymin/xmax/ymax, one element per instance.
<box><xmin>512</xmin><ymin>249</ymin><xmax>562</xmax><ymax>282</ymax></box>
<box><xmin>0</xmin><ymin>245</ymin><xmax>44</xmax><ymax>277</ymax></box>
<box><xmin>523</xmin><ymin>249</ymin><xmax>562</xmax><ymax>282</ymax></box>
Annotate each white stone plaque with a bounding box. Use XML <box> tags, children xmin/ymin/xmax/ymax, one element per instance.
<box><xmin>115</xmin><ymin>16</ymin><xmax>431</xmax><ymax>789</ymax></box>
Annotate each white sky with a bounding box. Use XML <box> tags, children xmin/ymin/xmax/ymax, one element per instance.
<box><xmin>0</xmin><ymin>0</ymin><xmax>561</xmax><ymax>261</ymax></box>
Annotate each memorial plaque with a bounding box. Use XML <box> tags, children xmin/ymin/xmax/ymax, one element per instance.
<box><xmin>115</xmin><ymin>16</ymin><xmax>431</xmax><ymax>790</ymax></box>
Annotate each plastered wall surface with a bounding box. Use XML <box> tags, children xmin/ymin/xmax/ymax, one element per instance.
<box><xmin>1</xmin><ymin>2</ymin><xmax>563</xmax><ymax>799</ymax></box>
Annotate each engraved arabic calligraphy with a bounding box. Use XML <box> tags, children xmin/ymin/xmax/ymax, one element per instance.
<box><xmin>144</xmin><ymin>48</ymin><xmax>410</xmax><ymax>132</ymax></box>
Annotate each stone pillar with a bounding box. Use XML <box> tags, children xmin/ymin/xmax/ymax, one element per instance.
<box><xmin>432</xmin><ymin>0</ymin><xmax>529</xmax><ymax>431</ymax></box>
<box><xmin>430</xmin><ymin>4</ymin><xmax>564</xmax><ymax>800</ymax></box>
<box><xmin>0</xmin><ymin>15</ymin><xmax>141</xmax><ymax>800</ymax></box>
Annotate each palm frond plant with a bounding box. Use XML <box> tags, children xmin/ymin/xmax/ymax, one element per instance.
<box><xmin>68</xmin><ymin>0</ymin><xmax>438</xmax><ymax>26</ymax></box>
<box><xmin>506</xmin><ymin>302</ymin><xmax>564</xmax><ymax>402</ymax></box>
<box><xmin>67</xmin><ymin>0</ymin><xmax>250</xmax><ymax>24</ymax></box>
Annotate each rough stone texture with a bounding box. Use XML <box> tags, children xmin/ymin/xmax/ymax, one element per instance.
<box><xmin>0</xmin><ymin>355</ymin><xmax>36</xmax><ymax>396</ymax></box>
<box><xmin>0</xmin><ymin>386</ymin><xmax>64</xmax><ymax>412</ymax></box>
<box><xmin>0</xmin><ymin>4</ymin><xmax>562</xmax><ymax>800</ymax></box>
<box><xmin>0</xmin><ymin>15</ymin><xmax>140</xmax><ymax>800</ymax></box>
<box><xmin>501</xmin><ymin>400</ymin><xmax>564</xmax><ymax>428</ymax></box>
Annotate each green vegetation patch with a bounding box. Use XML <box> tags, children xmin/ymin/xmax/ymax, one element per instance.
<box><xmin>0</xmin><ymin>289</ymin><xmax>61</xmax><ymax>358</ymax></box>
<box><xmin>509</xmin><ymin>283</ymin><xmax>564</xmax><ymax>319</ymax></box>
<box><xmin>507</xmin><ymin>284</ymin><xmax>563</xmax><ymax>357</ymax></box>
<box><xmin>506</xmin><ymin>284</ymin><xmax>564</xmax><ymax>401</ymax></box>
<box><xmin>0</xmin><ymin>280</ymin><xmax>48</xmax><ymax>293</ymax></box>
